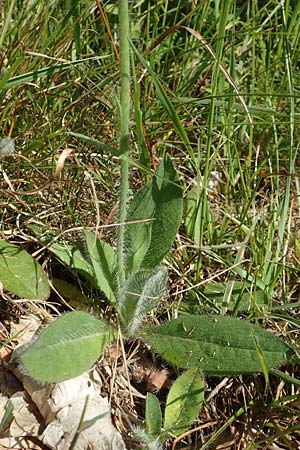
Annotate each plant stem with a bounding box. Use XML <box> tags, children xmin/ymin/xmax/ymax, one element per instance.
<box><xmin>117</xmin><ymin>0</ymin><xmax>130</xmax><ymax>287</ymax></box>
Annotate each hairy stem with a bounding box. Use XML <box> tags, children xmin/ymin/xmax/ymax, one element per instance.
<box><xmin>117</xmin><ymin>0</ymin><xmax>130</xmax><ymax>287</ymax></box>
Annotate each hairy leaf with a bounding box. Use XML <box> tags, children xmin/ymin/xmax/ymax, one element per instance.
<box><xmin>164</xmin><ymin>369</ymin><xmax>204</xmax><ymax>436</ymax></box>
<box><xmin>82</xmin><ymin>231</ymin><xmax>117</xmax><ymax>304</ymax></box>
<box><xmin>51</xmin><ymin>278</ymin><xmax>90</xmax><ymax>309</ymax></box>
<box><xmin>125</xmin><ymin>181</ymin><xmax>154</xmax><ymax>273</ymax></box>
<box><xmin>0</xmin><ymin>138</ymin><xmax>15</xmax><ymax>156</ymax></box>
<box><xmin>142</xmin><ymin>315</ymin><xmax>294</xmax><ymax>375</ymax></box>
<box><xmin>47</xmin><ymin>232</ymin><xmax>117</xmax><ymax>303</ymax></box>
<box><xmin>0</xmin><ymin>239</ymin><xmax>50</xmax><ymax>300</ymax></box>
<box><xmin>48</xmin><ymin>239</ymin><xmax>92</xmax><ymax>276</ymax></box>
<box><xmin>145</xmin><ymin>393</ymin><xmax>162</xmax><ymax>439</ymax></box>
<box><xmin>119</xmin><ymin>268</ymin><xmax>167</xmax><ymax>334</ymax></box>
<box><xmin>20</xmin><ymin>311</ymin><xmax>115</xmax><ymax>382</ymax></box>
<box><xmin>126</xmin><ymin>155</ymin><xmax>182</xmax><ymax>273</ymax></box>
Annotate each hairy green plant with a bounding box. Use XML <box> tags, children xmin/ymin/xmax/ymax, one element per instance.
<box><xmin>1</xmin><ymin>0</ymin><xmax>300</xmax><ymax>447</ymax></box>
<box><xmin>0</xmin><ymin>239</ymin><xmax>50</xmax><ymax>300</ymax></box>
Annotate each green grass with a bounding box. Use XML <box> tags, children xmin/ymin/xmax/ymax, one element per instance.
<box><xmin>1</xmin><ymin>0</ymin><xmax>300</xmax><ymax>448</ymax></box>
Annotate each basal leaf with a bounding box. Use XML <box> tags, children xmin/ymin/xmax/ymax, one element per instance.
<box><xmin>45</xmin><ymin>232</ymin><xmax>117</xmax><ymax>302</ymax></box>
<box><xmin>0</xmin><ymin>138</ymin><xmax>15</xmax><ymax>156</ymax></box>
<box><xmin>164</xmin><ymin>368</ymin><xmax>204</xmax><ymax>436</ymax></box>
<box><xmin>141</xmin><ymin>315</ymin><xmax>294</xmax><ymax>375</ymax></box>
<box><xmin>20</xmin><ymin>311</ymin><xmax>115</xmax><ymax>382</ymax></box>
<box><xmin>51</xmin><ymin>278</ymin><xmax>89</xmax><ymax>306</ymax></box>
<box><xmin>125</xmin><ymin>181</ymin><xmax>155</xmax><ymax>274</ymax></box>
<box><xmin>126</xmin><ymin>155</ymin><xmax>182</xmax><ymax>273</ymax></box>
<box><xmin>0</xmin><ymin>239</ymin><xmax>50</xmax><ymax>300</ymax></box>
<box><xmin>145</xmin><ymin>393</ymin><xmax>162</xmax><ymax>439</ymax></box>
<box><xmin>142</xmin><ymin>155</ymin><xmax>183</xmax><ymax>269</ymax></box>
<box><xmin>48</xmin><ymin>238</ymin><xmax>93</xmax><ymax>277</ymax></box>
<box><xmin>119</xmin><ymin>268</ymin><xmax>167</xmax><ymax>335</ymax></box>
<box><xmin>82</xmin><ymin>231</ymin><xmax>117</xmax><ymax>304</ymax></box>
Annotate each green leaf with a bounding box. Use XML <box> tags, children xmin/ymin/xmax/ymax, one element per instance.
<box><xmin>48</xmin><ymin>238</ymin><xmax>92</xmax><ymax>276</ymax></box>
<box><xmin>126</xmin><ymin>155</ymin><xmax>182</xmax><ymax>272</ymax></box>
<box><xmin>184</xmin><ymin>185</ymin><xmax>215</xmax><ymax>247</ymax></box>
<box><xmin>269</xmin><ymin>368</ymin><xmax>300</xmax><ymax>387</ymax></box>
<box><xmin>164</xmin><ymin>368</ymin><xmax>204</xmax><ymax>436</ymax></box>
<box><xmin>119</xmin><ymin>268</ymin><xmax>167</xmax><ymax>334</ymax></box>
<box><xmin>20</xmin><ymin>311</ymin><xmax>115</xmax><ymax>382</ymax></box>
<box><xmin>0</xmin><ymin>402</ymin><xmax>14</xmax><ymax>433</ymax></box>
<box><xmin>45</xmin><ymin>232</ymin><xmax>117</xmax><ymax>303</ymax></box>
<box><xmin>145</xmin><ymin>393</ymin><xmax>162</xmax><ymax>439</ymax></box>
<box><xmin>125</xmin><ymin>181</ymin><xmax>154</xmax><ymax>273</ymax></box>
<box><xmin>130</xmin><ymin>41</ymin><xmax>192</xmax><ymax>156</ymax></box>
<box><xmin>2</xmin><ymin>56</ymin><xmax>106</xmax><ymax>91</ymax></box>
<box><xmin>184</xmin><ymin>185</ymin><xmax>202</xmax><ymax>245</ymax></box>
<box><xmin>200</xmin><ymin>281</ymin><xmax>268</xmax><ymax>312</ymax></box>
<box><xmin>82</xmin><ymin>231</ymin><xmax>117</xmax><ymax>304</ymax></box>
<box><xmin>51</xmin><ymin>278</ymin><xmax>89</xmax><ymax>305</ymax></box>
<box><xmin>143</xmin><ymin>156</ymin><xmax>182</xmax><ymax>268</ymax></box>
<box><xmin>68</xmin><ymin>132</ymin><xmax>120</xmax><ymax>156</ymax></box>
<box><xmin>141</xmin><ymin>315</ymin><xmax>294</xmax><ymax>375</ymax></box>
<box><xmin>0</xmin><ymin>239</ymin><xmax>50</xmax><ymax>300</ymax></box>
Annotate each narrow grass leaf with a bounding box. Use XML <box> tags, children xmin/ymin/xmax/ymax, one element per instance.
<box><xmin>164</xmin><ymin>368</ymin><xmax>204</xmax><ymax>437</ymax></box>
<box><xmin>141</xmin><ymin>315</ymin><xmax>294</xmax><ymax>375</ymax></box>
<box><xmin>250</xmin><ymin>327</ymin><xmax>270</xmax><ymax>393</ymax></box>
<box><xmin>184</xmin><ymin>185</ymin><xmax>203</xmax><ymax>246</ymax></box>
<box><xmin>69</xmin><ymin>132</ymin><xmax>120</xmax><ymax>156</ymax></box>
<box><xmin>0</xmin><ymin>57</ymin><xmax>24</xmax><ymax>92</ymax></box>
<box><xmin>2</xmin><ymin>56</ymin><xmax>106</xmax><ymax>91</ymax></box>
<box><xmin>20</xmin><ymin>311</ymin><xmax>115</xmax><ymax>382</ymax></box>
<box><xmin>131</xmin><ymin>55</ymin><xmax>151</xmax><ymax>168</ymax></box>
<box><xmin>264</xmin><ymin>313</ymin><xmax>300</xmax><ymax>329</ymax></box>
<box><xmin>269</xmin><ymin>369</ymin><xmax>300</xmax><ymax>387</ymax></box>
<box><xmin>145</xmin><ymin>393</ymin><xmax>162</xmax><ymax>439</ymax></box>
<box><xmin>0</xmin><ymin>402</ymin><xmax>14</xmax><ymax>433</ymax></box>
<box><xmin>130</xmin><ymin>41</ymin><xmax>192</xmax><ymax>155</ymax></box>
<box><xmin>0</xmin><ymin>239</ymin><xmax>50</xmax><ymax>300</ymax></box>
<box><xmin>200</xmin><ymin>281</ymin><xmax>268</xmax><ymax>312</ymax></box>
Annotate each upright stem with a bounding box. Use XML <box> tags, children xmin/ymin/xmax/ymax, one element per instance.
<box><xmin>117</xmin><ymin>0</ymin><xmax>130</xmax><ymax>287</ymax></box>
